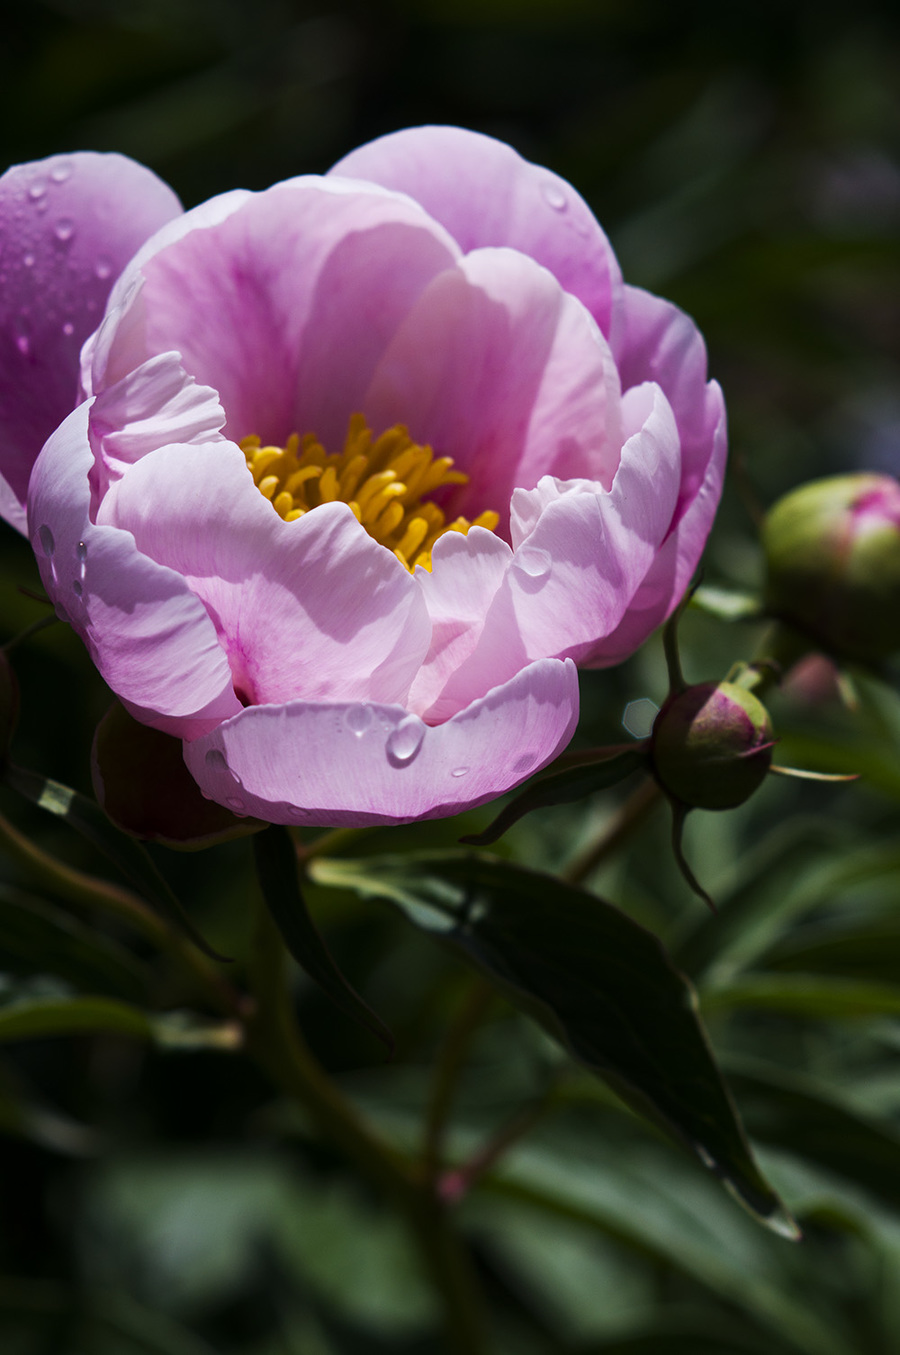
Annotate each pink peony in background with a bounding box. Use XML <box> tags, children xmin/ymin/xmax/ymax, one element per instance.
<box><xmin>2</xmin><ymin>127</ymin><xmax>726</xmax><ymax>826</ymax></box>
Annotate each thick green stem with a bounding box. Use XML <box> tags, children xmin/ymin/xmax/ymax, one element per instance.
<box><xmin>245</xmin><ymin>894</ymin><xmax>491</xmax><ymax>1355</ymax></box>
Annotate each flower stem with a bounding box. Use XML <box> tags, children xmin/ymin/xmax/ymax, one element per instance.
<box><xmin>0</xmin><ymin>804</ymin><xmax>241</xmax><ymax>1017</ymax></box>
<box><xmin>562</xmin><ymin>776</ymin><xmax>663</xmax><ymax>886</ymax></box>
<box><xmin>244</xmin><ymin>891</ymin><xmax>491</xmax><ymax>1355</ymax></box>
<box><xmin>423</xmin><ymin>978</ymin><xmax>494</xmax><ymax>1183</ymax></box>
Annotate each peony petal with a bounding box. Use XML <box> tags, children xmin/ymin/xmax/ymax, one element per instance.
<box><xmin>614</xmin><ymin>284</ymin><xmax>725</xmax><ymax>524</ymax></box>
<box><xmin>331</xmin><ymin>126</ymin><xmax>623</xmax><ymax>338</ymax></box>
<box><xmin>407</xmin><ymin>527</ymin><xmax>513</xmax><ymax>717</ymax></box>
<box><xmin>94</xmin><ymin>177</ymin><xmax>461</xmax><ymax>450</ymax></box>
<box><xmin>425</xmin><ymin>382</ymin><xmax>682</xmax><ymax>712</ymax></box>
<box><xmin>594</xmin><ymin>391</ymin><xmax>727</xmax><ymax>667</ymax></box>
<box><xmin>104</xmin><ymin>441</ymin><xmax>431</xmax><ymax>707</ymax></box>
<box><xmin>88</xmin><ymin>352</ymin><xmax>226</xmax><ymax>508</ymax></box>
<box><xmin>364</xmin><ymin>246</ymin><xmax>622</xmax><ymax>536</ymax></box>
<box><xmin>0</xmin><ymin>152</ymin><xmax>181</xmax><ymax>525</ymax></box>
<box><xmin>183</xmin><ymin>656</ymin><xmax>579</xmax><ymax>827</ymax></box>
<box><xmin>28</xmin><ymin>402</ymin><xmax>240</xmax><ymax>738</ymax></box>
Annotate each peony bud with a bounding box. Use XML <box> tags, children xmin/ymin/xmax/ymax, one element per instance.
<box><xmin>651</xmin><ymin>681</ymin><xmax>774</xmax><ymax>811</ymax></box>
<box><xmin>762</xmin><ymin>473</ymin><xmax>900</xmax><ymax>663</ymax></box>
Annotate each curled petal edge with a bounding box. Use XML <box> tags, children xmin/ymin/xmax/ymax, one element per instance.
<box><xmin>184</xmin><ymin>656</ymin><xmax>580</xmax><ymax>828</ymax></box>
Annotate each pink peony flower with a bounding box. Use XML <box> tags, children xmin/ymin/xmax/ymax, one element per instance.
<box><xmin>9</xmin><ymin>127</ymin><xmax>726</xmax><ymax>826</ymax></box>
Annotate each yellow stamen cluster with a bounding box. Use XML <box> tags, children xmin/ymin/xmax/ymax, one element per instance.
<box><xmin>240</xmin><ymin>414</ymin><xmax>499</xmax><ymax>572</ymax></box>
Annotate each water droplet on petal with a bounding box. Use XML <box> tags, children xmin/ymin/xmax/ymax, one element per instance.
<box><xmin>62</xmin><ymin>322</ymin><xmax>75</xmax><ymax>337</ymax></box>
<box><xmin>225</xmin><ymin>796</ymin><xmax>246</xmax><ymax>814</ymax></box>
<box><xmin>50</xmin><ymin>160</ymin><xmax>73</xmax><ymax>184</ymax></box>
<box><xmin>75</xmin><ymin>540</ymin><xmax>88</xmax><ymax>564</ymax></box>
<box><xmin>53</xmin><ymin>218</ymin><xmax>75</xmax><ymax>244</ymax></box>
<box><xmin>541</xmin><ymin>181</ymin><xmax>567</xmax><ymax>211</ymax></box>
<box><xmin>23</xmin><ymin>252</ymin><xmax>35</xmax><ymax>268</ymax></box>
<box><xmin>38</xmin><ymin>525</ymin><xmax>55</xmax><ymax>557</ymax></box>
<box><xmin>72</xmin><ymin>580</ymin><xmax>83</xmax><ymax>597</ymax></box>
<box><xmin>345</xmin><ymin>704</ymin><xmax>373</xmax><ymax>737</ymax></box>
<box><xmin>94</xmin><ymin>256</ymin><xmax>112</xmax><ymax>280</ymax></box>
<box><xmin>386</xmin><ymin>714</ymin><xmax>426</xmax><ymax>765</ymax></box>
<box><xmin>15</xmin><ymin>335</ymin><xmax>30</xmax><ymax>356</ymax></box>
<box><xmin>28</xmin><ymin>179</ymin><xmax>47</xmax><ymax>201</ymax></box>
<box><xmin>204</xmin><ymin>748</ymin><xmax>228</xmax><ymax>772</ymax></box>
<box><xmin>514</xmin><ymin>546</ymin><xmax>552</xmax><ymax>580</ymax></box>
<box><xmin>451</xmin><ymin>766</ymin><xmax>469</xmax><ymax>778</ymax></box>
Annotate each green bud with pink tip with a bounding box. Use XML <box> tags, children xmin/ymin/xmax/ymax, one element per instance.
<box><xmin>762</xmin><ymin>472</ymin><xmax>900</xmax><ymax>664</ymax></box>
<box><xmin>651</xmin><ymin>681</ymin><xmax>774</xmax><ymax>812</ymax></box>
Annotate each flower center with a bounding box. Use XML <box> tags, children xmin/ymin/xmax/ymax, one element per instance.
<box><xmin>240</xmin><ymin>414</ymin><xmax>499</xmax><ymax>572</ymax></box>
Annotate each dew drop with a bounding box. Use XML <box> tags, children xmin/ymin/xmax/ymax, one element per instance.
<box><xmin>15</xmin><ymin>335</ymin><xmax>30</xmax><ymax>357</ymax></box>
<box><xmin>23</xmin><ymin>252</ymin><xmax>35</xmax><ymax>268</ymax></box>
<box><xmin>204</xmin><ymin>748</ymin><xmax>228</xmax><ymax>772</ymax></box>
<box><xmin>62</xmin><ymin>321</ymin><xmax>75</xmax><ymax>337</ymax></box>
<box><xmin>28</xmin><ymin>179</ymin><xmax>47</xmax><ymax>201</ymax></box>
<box><xmin>541</xmin><ymin>180</ymin><xmax>567</xmax><ymax>211</ymax></box>
<box><xmin>225</xmin><ymin>796</ymin><xmax>246</xmax><ymax>814</ymax></box>
<box><xmin>515</xmin><ymin>546</ymin><xmax>552</xmax><ymax>579</ymax></box>
<box><xmin>386</xmin><ymin>714</ymin><xmax>426</xmax><ymax>764</ymax></box>
<box><xmin>345</xmin><ymin>704</ymin><xmax>373</xmax><ymax>737</ymax></box>
<box><xmin>38</xmin><ymin>524</ymin><xmax>55</xmax><ymax>557</ymax></box>
<box><xmin>75</xmin><ymin>540</ymin><xmax>88</xmax><ymax>564</ymax></box>
<box><xmin>94</xmin><ymin>256</ymin><xmax>112</xmax><ymax>280</ymax></box>
<box><xmin>53</xmin><ymin>218</ymin><xmax>75</xmax><ymax>244</ymax></box>
<box><xmin>451</xmin><ymin>766</ymin><xmax>469</xmax><ymax>778</ymax></box>
<box><xmin>50</xmin><ymin>160</ymin><xmax>73</xmax><ymax>184</ymax></box>
<box><xmin>72</xmin><ymin>580</ymin><xmax>83</xmax><ymax>598</ymax></box>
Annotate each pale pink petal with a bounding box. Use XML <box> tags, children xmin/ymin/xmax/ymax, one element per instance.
<box><xmin>614</xmin><ymin>285</ymin><xmax>725</xmax><ymax>523</ymax></box>
<box><xmin>88</xmin><ymin>353</ymin><xmax>225</xmax><ymax>508</ymax></box>
<box><xmin>104</xmin><ymin>442</ymin><xmax>431</xmax><ymax>707</ymax></box>
<box><xmin>183</xmin><ymin>656</ymin><xmax>579</xmax><ymax>827</ymax></box>
<box><xmin>28</xmin><ymin>402</ymin><xmax>240</xmax><ymax>737</ymax></box>
<box><xmin>94</xmin><ymin>178</ymin><xmax>460</xmax><ymax>450</ymax></box>
<box><xmin>330</xmin><ymin>126</ymin><xmax>623</xmax><ymax>337</ymax></box>
<box><xmin>424</xmin><ymin>383</ymin><xmax>681</xmax><ymax>715</ymax></box>
<box><xmin>364</xmin><ymin>247</ymin><xmax>622</xmax><ymax>537</ymax></box>
<box><xmin>407</xmin><ymin>527</ymin><xmax>513</xmax><ymax>717</ymax></box>
<box><xmin>594</xmin><ymin>395</ymin><xmax>727</xmax><ymax>666</ymax></box>
<box><xmin>0</xmin><ymin>152</ymin><xmax>181</xmax><ymax>524</ymax></box>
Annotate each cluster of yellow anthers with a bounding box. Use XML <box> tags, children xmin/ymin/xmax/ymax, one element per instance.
<box><xmin>241</xmin><ymin>414</ymin><xmax>499</xmax><ymax>572</ymax></box>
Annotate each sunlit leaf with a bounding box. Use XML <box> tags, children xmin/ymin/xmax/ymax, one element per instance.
<box><xmin>701</xmin><ymin>974</ymin><xmax>900</xmax><ymax>1019</ymax></box>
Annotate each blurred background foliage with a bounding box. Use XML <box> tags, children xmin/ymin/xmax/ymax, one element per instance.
<box><xmin>2</xmin><ymin>0</ymin><xmax>900</xmax><ymax>1352</ymax></box>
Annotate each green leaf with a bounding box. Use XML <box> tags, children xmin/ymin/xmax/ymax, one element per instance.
<box><xmin>0</xmin><ymin>883</ymin><xmax>150</xmax><ymax>1002</ymax></box>
<box><xmin>0</xmin><ymin>992</ymin><xmax>152</xmax><ymax>1043</ymax></box>
<box><xmin>460</xmin><ymin>744</ymin><xmax>648</xmax><ymax>846</ymax></box>
<box><xmin>310</xmin><ymin>851</ymin><xmax>793</xmax><ymax>1233</ymax></box>
<box><xmin>254</xmin><ymin>826</ymin><xmax>393</xmax><ymax>1053</ymax></box>
<box><xmin>690</xmin><ymin>584</ymin><xmax>764</xmax><ymax>622</ymax></box>
<box><xmin>92</xmin><ymin>701</ymin><xmax>263</xmax><ymax>849</ymax></box>
<box><xmin>2</xmin><ymin>762</ymin><xmax>230</xmax><ymax>962</ymax></box>
<box><xmin>701</xmin><ymin>974</ymin><xmax>900</xmax><ymax>1020</ymax></box>
<box><xmin>724</xmin><ymin>1058</ymin><xmax>900</xmax><ymax>1214</ymax></box>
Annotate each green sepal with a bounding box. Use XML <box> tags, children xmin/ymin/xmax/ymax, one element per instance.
<box><xmin>92</xmin><ymin>701</ymin><xmax>264</xmax><ymax>849</ymax></box>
